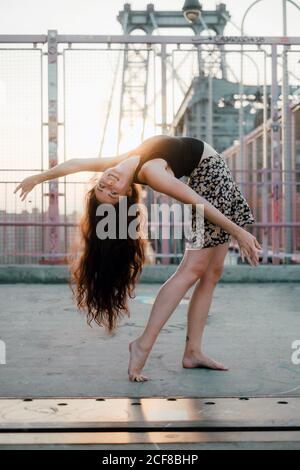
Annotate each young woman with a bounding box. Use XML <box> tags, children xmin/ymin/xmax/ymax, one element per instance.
<box><xmin>14</xmin><ymin>135</ymin><xmax>261</xmax><ymax>382</ymax></box>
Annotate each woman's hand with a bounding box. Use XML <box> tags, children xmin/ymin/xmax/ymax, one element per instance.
<box><xmin>13</xmin><ymin>175</ymin><xmax>39</xmax><ymax>202</ymax></box>
<box><xmin>235</xmin><ymin>227</ymin><xmax>262</xmax><ymax>267</ymax></box>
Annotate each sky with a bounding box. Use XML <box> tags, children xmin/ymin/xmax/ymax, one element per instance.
<box><xmin>0</xmin><ymin>0</ymin><xmax>300</xmax><ymax>36</ymax></box>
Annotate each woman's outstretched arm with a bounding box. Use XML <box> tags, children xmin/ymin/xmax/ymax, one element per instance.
<box><xmin>13</xmin><ymin>151</ymin><xmax>132</xmax><ymax>201</ymax></box>
<box><xmin>142</xmin><ymin>164</ymin><xmax>262</xmax><ymax>266</ymax></box>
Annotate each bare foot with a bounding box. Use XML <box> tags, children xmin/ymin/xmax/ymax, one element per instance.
<box><xmin>128</xmin><ymin>339</ymin><xmax>151</xmax><ymax>382</ymax></box>
<box><xmin>182</xmin><ymin>352</ymin><xmax>229</xmax><ymax>371</ymax></box>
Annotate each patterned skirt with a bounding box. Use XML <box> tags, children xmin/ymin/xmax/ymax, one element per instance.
<box><xmin>186</xmin><ymin>152</ymin><xmax>255</xmax><ymax>249</ymax></box>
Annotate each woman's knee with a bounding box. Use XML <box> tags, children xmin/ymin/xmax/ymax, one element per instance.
<box><xmin>201</xmin><ymin>264</ymin><xmax>224</xmax><ymax>285</ymax></box>
<box><xmin>176</xmin><ymin>263</ymin><xmax>207</xmax><ymax>285</ymax></box>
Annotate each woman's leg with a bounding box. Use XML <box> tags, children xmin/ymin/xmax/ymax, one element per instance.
<box><xmin>182</xmin><ymin>241</ymin><xmax>230</xmax><ymax>370</ymax></box>
<box><xmin>128</xmin><ymin>247</ymin><xmax>215</xmax><ymax>381</ymax></box>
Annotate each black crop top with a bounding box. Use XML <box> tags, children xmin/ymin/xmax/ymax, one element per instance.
<box><xmin>128</xmin><ymin>135</ymin><xmax>204</xmax><ymax>184</ymax></box>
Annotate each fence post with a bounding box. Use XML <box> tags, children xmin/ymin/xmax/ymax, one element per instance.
<box><xmin>271</xmin><ymin>44</ymin><xmax>281</xmax><ymax>265</ymax></box>
<box><xmin>161</xmin><ymin>43</ymin><xmax>167</xmax><ymax>135</ymax></box>
<box><xmin>291</xmin><ymin>108</ymin><xmax>297</xmax><ymax>259</ymax></box>
<box><xmin>252</xmin><ymin>139</ymin><xmax>258</xmax><ymax>240</ymax></box>
<box><xmin>45</xmin><ymin>29</ymin><xmax>60</xmax><ymax>264</ymax></box>
<box><xmin>160</xmin><ymin>43</ymin><xmax>169</xmax><ymax>264</ymax></box>
<box><xmin>261</xmin><ymin>167</ymin><xmax>269</xmax><ymax>264</ymax></box>
<box><xmin>282</xmin><ymin>44</ymin><xmax>293</xmax><ymax>263</ymax></box>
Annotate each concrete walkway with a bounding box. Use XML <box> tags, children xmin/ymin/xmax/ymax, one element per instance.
<box><xmin>0</xmin><ymin>282</ymin><xmax>299</xmax><ymax>399</ymax></box>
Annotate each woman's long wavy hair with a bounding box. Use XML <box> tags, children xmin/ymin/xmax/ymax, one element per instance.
<box><xmin>68</xmin><ymin>179</ymin><xmax>147</xmax><ymax>335</ymax></box>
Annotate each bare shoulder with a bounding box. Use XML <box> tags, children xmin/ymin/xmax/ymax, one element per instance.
<box><xmin>138</xmin><ymin>158</ymin><xmax>174</xmax><ymax>183</ymax></box>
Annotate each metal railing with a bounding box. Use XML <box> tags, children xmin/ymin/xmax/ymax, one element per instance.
<box><xmin>2</xmin><ymin>170</ymin><xmax>299</xmax><ymax>265</ymax></box>
<box><xmin>0</xmin><ymin>32</ymin><xmax>300</xmax><ymax>265</ymax></box>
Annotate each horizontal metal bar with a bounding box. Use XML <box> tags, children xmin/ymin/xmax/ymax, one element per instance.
<box><xmin>0</xmin><ymin>35</ymin><xmax>47</xmax><ymax>43</ymax></box>
<box><xmin>0</xmin><ymin>251</ymin><xmax>71</xmax><ymax>256</ymax></box>
<box><xmin>244</xmin><ymin>222</ymin><xmax>300</xmax><ymax>227</ymax></box>
<box><xmin>3</xmin><ymin>169</ymin><xmax>300</xmax><ymax>174</ymax></box>
<box><xmin>0</xmin><ymin>252</ymin><xmax>182</xmax><ymax>259</ymax></box>
<box><xmin>0</xmin><ymin>252</ymin><xmax>297</xmax><ymax>260</ymax></box>
<box><xmin>0</xmin><ymin>34</ymin><xmax>300</xmax><ymax>45</ymax></box>
<box><xmin>55</xmin><ymin>35</ymin><xmax>300</xmax><ymax>45</ymax></box>
<box><xmin>0</xmin><ymin>222</ymin><xmax>299</xmax><ymax>227</ymax></box>
<box><xmin>0</xmin><ymin>222</ymin><xmax>77</xmax><ymax>227</ymax></box>
<box><xmin>0</xmin><ymin>48</ymin><xmax>43</xmax><ymax>51</ymax></box>
<box><xmin>148</xmin><ymin>253</ymin><xmax>183</xmax><ymax>258</ymax></box>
